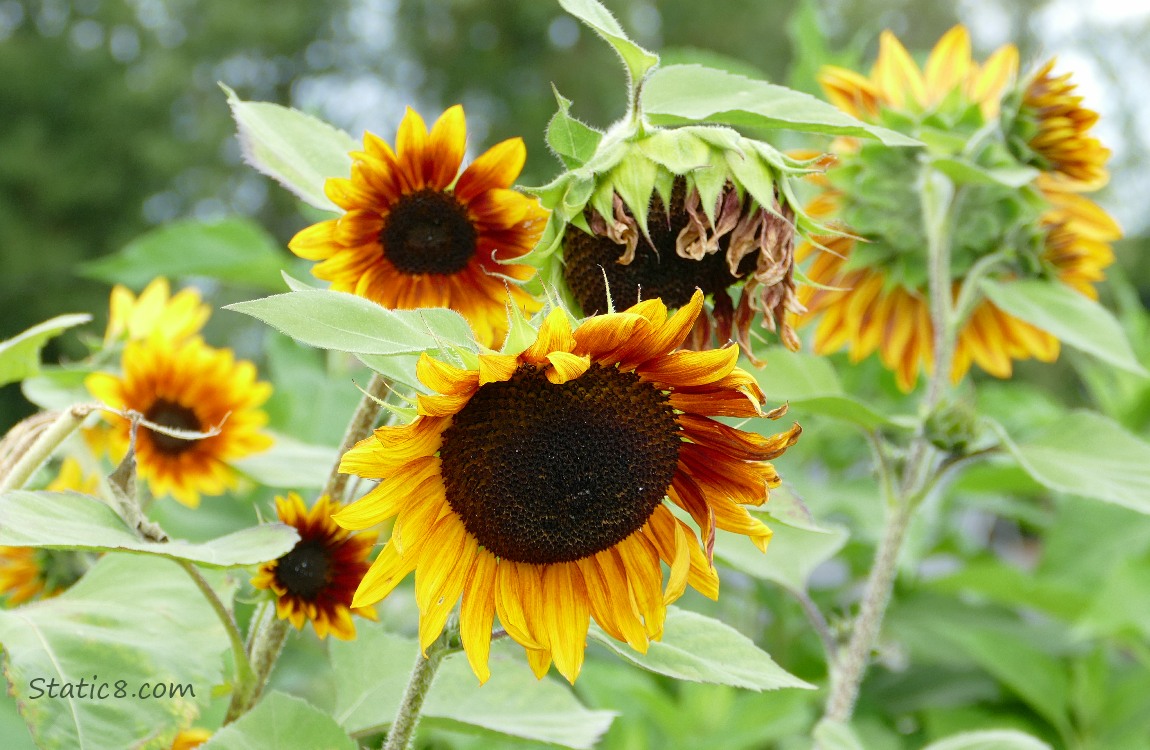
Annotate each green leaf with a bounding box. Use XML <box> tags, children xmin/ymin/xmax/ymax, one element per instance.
<box><xmin>331</xmin><ymin>627</ymin><xmax>614</xmax><ymax>748</ymax></box>
<box><xmin>921</xmin><ymin>729</ymin><xmax>1052</xmax><ymax>750</ymax></box>
<box><xmin>233</xmin><ymin>433</ymin><xmax>337</xmax><ymax>489</ymax></box>
<box><xmin>201</xmin><ymin>692</ymin><xmax>355</xmax><ymax>750</ymax></box>
<box><xmin>992</xmin><ymin>411</ymin><xmax>1150</xmax><ymax>515</ymax></box>
<box><xmin>547</xmin><ymin>87</ymin><xmax>603</xmax><ymax>169</ymax></box>
<box><xmin>80</xmin><ymin>218</ymin><xmax>288</xmax><ymax>291</ymax></box>
<box><xmin>713</xmin><ymin>516</ymin><xmax>848</xmax><ymax>592</ymax></box>
<box><xmin>225</xmin><ymin>290</ymin><xmax>477</xmax><ymax>356</ymax></box>
<box><xmin>748</xmin><ymin>347</ymin><xmax>894</xmax><ymax>429</ymax></box>
<box><xmin>21</xmin><ymin>367</ymin><xmax>94</xmax><ymax>411</ymax></box>
<box><xmin>0</xmin><ymin>314</ymin><xmax>91</xmax><ymax>388</ymax></box>
<box><xmin>641</xmin><ymin>65</ymin><xmax>920</xmax><ymax>146</ymax></box>
<box><xmin>0</xmin><ymin>490</ymin><xmax>298</xmax><ymax>567</ymax></box>
<box><xmin>224</xmin><ymin>85</ymin><xmax>357</xmax><ymax>212</ymax></box>
<box><xmin>980</xmin><ymin>278</ymin><xmax>1146</xmax><ymax>376</ymax></box>
<box><xmin>0</xmin><ymin>555</ymin><xmax>233</xmax><ymax>750</ymax></box>
<box><xmin>931</xmin><ymin>157</ymin><xmax>1039</xmax><ymax>188</ymax></box>
<box><xmin>557</xmin><ymin>0</ymin><xmax>659</xmax><ymax>89</ymax></box>
<box><xmin>589</xmin><ymin>607</ymin><xmax>813</xmax><ymax>690</ymax></box>
<box><xmin>812</xmin><ymin>719</ymin><xmax>866</xmax><ymax>750</ymax></box>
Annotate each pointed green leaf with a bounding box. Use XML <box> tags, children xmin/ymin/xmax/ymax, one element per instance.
<box><xmin>641</xmin><ymin>64</ymin><xmax>920</xmax><ymax>146</ymax></box>
<box><xmin>932</xmin><ymin>157</ymin><xmax>1040</xmax><ymax>188</ymax></box>
<box><xmin>201</xmin><ymin>692</ymin><xmax>355</xmax><ymax>750</ymax></box>
<box><xmin>331</xmin><ymin>627</ymin><xmax>614</xmax><ymax>748</ymax></box>
<box><xmin>980</xmin><ymin>278</ymin><xmax>1145</xmax><ymax>376</ymax></box>
<box><xmin>225</xmin><ymin>290</ymin><xmax>478</xmax><ymax>356</ymax></box>
<box><xmin>635</xmin><ymin>130</ymin><xmax>712</xmax><ymax>174</ymax></box>
<box><xmin>609</xmin><ymin>152</ymin><xmax>659</xmax><ymax>236</ymax></box>
<box><xmin>0</xmin><ymin>556</ymin><xmax>233</xmax><ymax>750</ymax></box>
<box><xmin>557</xmin><ymin>0</ymin><xmax>659</xmax><ymax>88</ymax></box>
<box><xmin>991</xmin><ymin>412</ymin><xmax>1150</xmax><ymax>514</ymax></box>
<box><xmin>589</xmin><ymin>607</ymin><xmax>813</xmax><ymax>690</ymax></box>
<box><xmin>547</xmin><ymin>87</ymin><xmax>604</xmax><ymax>169</ymax></box>
<box><xmin>724</xmin><ymin>147</ymin><xmax>776</xmax><ymax>212</ymax></box>
<box><xmin>80</xmin><ymin>218</ymin><xmax>289</xmax><ymax>291</ymax></box>
<box><xmin>224</xmin><ymin>85</ymin><xmax>357</xmax><ymax>212</ymax></box>
<box><xmin>922</xmin><ymin>730</ymin><xmax>1052</xmax><ymax>750</ymax></box>
<box><xmin>0</xmin><ymin>490</ymin><xmax>298</xmax><ymax>566</ymax></box>
<box><xmin>0</xmin><ymin>314</ymin><xmax>91</xmax><ymax>388</ymax></box>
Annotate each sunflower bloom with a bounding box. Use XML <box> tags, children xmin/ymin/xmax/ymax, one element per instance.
<box><xmin>1021</xmin><ymin>59</ymin><xmax>1110</xmax><ymax>191</ymax></box>
<box><xmin>336</xmin><ymin>290</ymin><xmax>801</xmax><ymax>684</ymax></box>
<box><xmin>0</xmin><ymin>547</ymin><xmax>48</xmax><ymax>606</ymax></box>
<box><xmin>85</xmin><ymin>338</ymin><xmax>272</xmax><ymax>507</ymax></box>
<box><xmin>105</xmin><ymin>277</ymin><xmax>210</xmax><ymax>344</ymax></box>
<box><xmin>799</xmin><ymin>26</ymin><xmax>1119</xmax><ymax>390</ymax></box>
<box><xmin>169</xmin><ymin>729</ymin><xmax>211</xmax><ymax>750</ymax></box>
<box><xmin>251</xmin><ymin>494</ymin><xmax>378</xmax><ymax>640</ymax></box>
<box><xmin>289</xmin><ymin>105</ymin><xmax>549</xmax><ymax>347</ymax></box>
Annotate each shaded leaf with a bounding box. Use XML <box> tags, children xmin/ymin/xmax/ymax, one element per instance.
<box><xmin>233</xmin><ymin>433</ymin><xmax>337</xmax><ymax>489</ymax></box>
<box><xmin>748</xmin><ymin>347</ymin><xmax>894</xmax><ymax>429</ymax></box>
<box><xmin>201</xmin><ymin>692</ymin><xmax>355</xmax><ymax>750</ymax></box>
<box><xmin>713</xmin><ymin>516</ymin><xmax>848</xmax><ymax>592</ymax></box>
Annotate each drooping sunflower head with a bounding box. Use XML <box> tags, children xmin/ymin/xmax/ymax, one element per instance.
<box><xmin>336</xmin><ymin>290</ymin><xmax>801</xmax><ymax>684</ymax></box>
<box><xmin>1009</xmin><ymin>58</ymin><xmax>1111</xmax><ymax>192</ymax></box>
<box><xmin>796</xmin><ymin>26</ymin><xmax>1120</xmax><ymax>391</ymax></box>
<box><xmin>251</xmin><ymin>493</ymin><xmax>378</xmax><ymax>640</ymax></box>
<box><xmin>530</xmin><ymin>109</ymin><xmax>828</xmax><ymax>360</ymax></box>
<box><xmin>104</xmin><ymin>277</ymin><xmax>210</xmax><ymax>344</ymax></box>
<box><xmin>85</xmin><ymin>337</ymin><xmax>273</xmax><ymax>507</ymax></box>
<box><xmin>288</xmin><ymin>105</ymin><xmax>550</xmax><ymax>348</ymax></box>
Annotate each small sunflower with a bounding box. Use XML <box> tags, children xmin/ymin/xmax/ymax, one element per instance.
<box><xmin>105</xmin><ymin>277</ymin><xmax>210</xmax><ymax>344</ymax></box>
<box><xmin>288</xmin><ymin>105</ymin><xmax>549</xmax><ymax>348</ymax></box>
<box><xmin>798</xmin><ymin>26</ymin><xmax>1120</xmax><ymax>390</ymax></box>
<box><xmin>169</xmin><ymin>728</ymin><xmax>211</xmax><ymax>750</ymax></box>
<box><xmin>1</xmin><ymin>458</ymin><xmax>95</xmax><ymax>605</ymax></box>
<box><xmin>1018</xmin><ymin>59</ymin><xmax>1110</xmax><ymax>192</ymax></box>
<box><xmin>336</xmin><ymin>290</ymin><xmax>801</xmax><ymax>684</ymax></box>
<box><xmin>85</xmin><ymin>337</ymin><xmax>272</xmax><ymax>507</ymax></box>
<box><xmin>251</xmin><ymin>493</ymin><xmax>378</xmax><ymax>640</ymax></box>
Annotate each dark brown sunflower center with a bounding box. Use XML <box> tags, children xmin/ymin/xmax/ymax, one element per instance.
<box><xmin>145</xmin><ymin>399</ymin><xmax>202</xmax><ymax>455</ymax></box>
<box><xmin>380</xmin><ymin>188</ymin><xmax>478</xmax><ymax>275</ymax></box>
<box><xmin>563</xmin><ymin>180</ymin><xmax>759</xmax><ymax>315</ymax></box>
<box><xmin>276</xmin><ymin>541</ymin><xmax>332</xmax><ymax>600</ymax></box>
<box><xmin>439</xmin><ymin>363</ymin><xmax>682</xmax><ymax>564</ymax></box>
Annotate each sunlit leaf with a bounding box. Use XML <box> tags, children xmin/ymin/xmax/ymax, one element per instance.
<box><xmin>225</xmin><ymin>290</ymin><xmax>477</xmax><ymax>356</ymax></box>
<box><xmin>980</xmin><ymin>279</ymin><xmax>1146</xmax><ymax>376</ymax></box>
<box><xmin>0</xmin><ymin>314</ymin><xmax>91</xmax><ymax>388</ymax></box>
<box><xmin>921</xmin><ymin>729</ymin><xmax>1052</xmax><ymax>750</ymax></box>
<box><xmin>547</xmin><ymin>87</ymin><xmax>603</xmax><ymax>169</ymax></box>
<box><xmin>748</xmin><ymin>347</ymin><xmax>894</xmax><ymax>429</ymax></box>
<box><xmin>713</xmin><ymin>516</ymin><xmax>848</xmax><ymax>592</ymax></box>
<box><xmin>589</xmin><ymin>607</ymin><xmax>813</xmax><ymax>690</ymax></box>
<box><xmin>224</xmin><ymin>85</ymin><xmax>357</xmax><ymax>212</ymax></box>
<box><xmin>0</xmin><ymin>490</ymin><xmax>298</xmax><ymax>567</ymax></box>
<box><xmin>233</xmin><ymin>433</ymin><xmax>337</xmax><ymax>489</ymax></box>
<box><xmin>641</xmin><ymin>65</ymin><xmax>919</xmax><ymax>146</ymax></box>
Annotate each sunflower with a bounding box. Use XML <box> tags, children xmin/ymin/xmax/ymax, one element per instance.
<box><xmin>288</xmin><ymin>105</ymin><xmax>549</xmax><ymax>348</ymax></box>
<box><xmin>85</xmin><ymin>337</ymin><xmax>272</xmax><ymax>507</ymax></box>
<box><xmin>335</xmin><ymin>290</ymin><xmax>801</xmax><ymax>683</ymax></box>
<box><xmin>169</xmin><ymin>728</ymin><xmax>211</xmax><ymax>750</ymax></box>
<box><xmin>104</xmin><ymin>277</ymin><xmax>210</xmax><ymax>344</ymax></box>
<box><xmin>1020</xmin><ymin>59</ymin><xmax>1110</xmax><ymax>192</ymax></box>
<box><xmin>0</xmin><ymin>458</ymin><xmax>96</xmax><ymax>605</ymax></box>
<box><xmin>798</xmin><ymin>26</ymin><xmax>1119</xmax><ymax>390</ymax></box>
<box><xmin>251</xmin><ymin>493</ymin><xmax>378</xmax><ymax>640</ymax></box>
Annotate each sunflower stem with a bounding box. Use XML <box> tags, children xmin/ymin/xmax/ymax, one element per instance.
<box><xmin>180</xmin><ymin>561</ymin><xmax>255</xmax><ymax>719</ymax></box>
<box><xmin>0</xmin><ymin>404</ymin><xmax>97</xmax><ymax>492</ymax></box>
<box><xmin>322</xmin><ymin>373</ymin><xmax>389</xmax><ymax>503</ymax></box>
<box><xmin>822</xmin><ymin>165</ymin><xmax>961</xmax><ymax>729</ymax></box>
<box><xmin>225</xmin><ymin>603</ymin><xmax>290</xmax><ymax>723</ymax></box>
<box><xmin>383</xmin><ymin>621</ymin><xmax>456</xmax><ymax>750</ymax></box>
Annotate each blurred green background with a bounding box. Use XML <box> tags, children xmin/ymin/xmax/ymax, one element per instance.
<box><xmin>1</xmin><ymin>0</ymin><xmax>1147</xmax><ymax>429</ymax></box>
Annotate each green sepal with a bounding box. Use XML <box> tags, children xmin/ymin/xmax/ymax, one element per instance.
<box><xmin>546</xmin><ymin>85</ymin><xmax>604</xmax><ymax>169</ymax></box>
<box><xmin>608</xmin><ymin>151</ymin><xmax>660</xmax><ymax>239</ymax></box>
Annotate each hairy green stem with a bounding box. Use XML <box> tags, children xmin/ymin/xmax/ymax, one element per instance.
<box><xmin>323</xmin><ymin>372</ymin><xmax>389</xmax><ymax>503</ymax></box>
<box><xmin>823</xmin><ymin>166</ymin><xmax>960</xmax><ymax>726</ymax></box>
<box><xmin>181</xmin><ymin>561</ymin><xmax>255</xmax><ymax>714</ymax></box>
<box><xmin>225</xmin><ymin>603</ymin><xmax>290</xmax><ymax>723</ymax></box>
<box><xmin>383</xmin><ymin>625</ymin><xmax>455</xmax><ymax>750</ymax></box>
